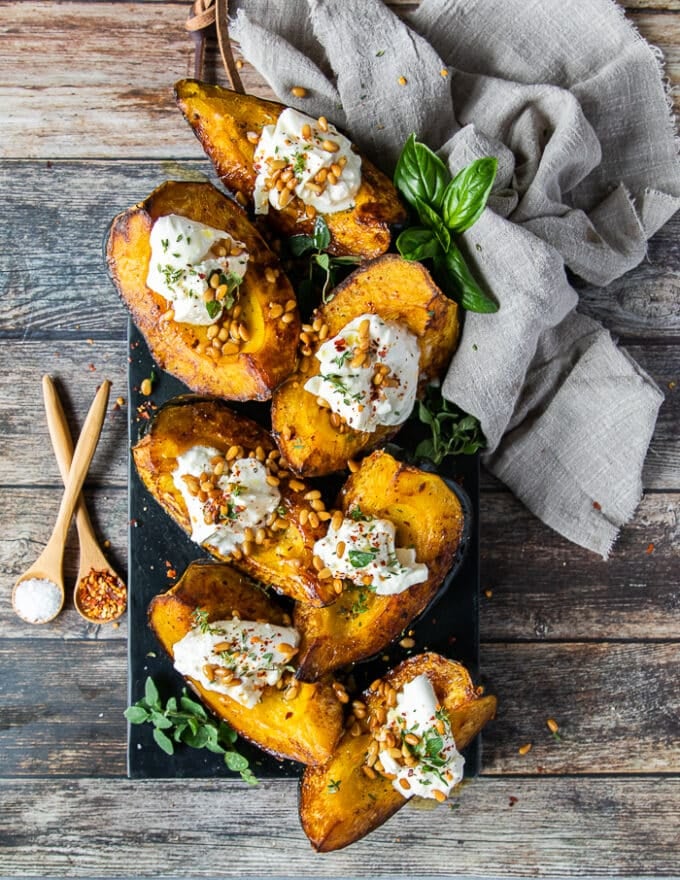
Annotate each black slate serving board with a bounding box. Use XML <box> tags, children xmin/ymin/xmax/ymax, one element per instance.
<box><xmin>126</xmin><ymin>320</ymin><xmax>481</xmax><ymax>780</ymax></box>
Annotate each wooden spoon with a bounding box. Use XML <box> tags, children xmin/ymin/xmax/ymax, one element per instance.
<box><xmin>42</xmin><ymin>375</ymin><xmax>126</xmax><ymax>624</ymax></box>
<box><xmin>12</xmin><ymin>378</ymin><xmax>111</xmax><ymax>624</ymax></box>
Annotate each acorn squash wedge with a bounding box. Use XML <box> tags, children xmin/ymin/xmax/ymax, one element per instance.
<box><xmin>299</xmin><ymin>652</ymin><xmax>497</xmax><ymax>851</ymax></box>
<box><xmin>149</xmin><ymin>560</ymin><xmax>344</xmax><ymax>765</ymax></box>
<box><xmin>271</xmin><ymin>255</ymin><xmax>460</xmax><ymax>477</ymax></box>
<box><xmin>174</xmin><ymin>79</ymin><xmax>406</xmax><ymax>258</ymax></box>
<box><xmin>294</xmin><ymin>450</ymin><xmax>469</xmax><ymax>679</ymax></box>
<box><xmin>132</xmin><ymin>396</ymin><xmax>337</xmax><ymax>606</ymax></box>
<box><xmin>106</xmin><ymin>179</ymin><xmax>299</xmax><ymax>401</ymax></box>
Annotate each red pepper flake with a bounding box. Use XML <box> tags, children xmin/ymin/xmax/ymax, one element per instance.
<box><xmin>166</xmin><ymin>569</ymin><xmax>177</xmax><ymax>579</ymax></box>
<box><xmin>646</xmin><ymin>542</ymin><xmax>655</xmax><ymax>555</ymax></box>
<box><xmin>88</xmin><ymin>363</ymin><xmax>96</xmax><ymax>372</ymax></box>
<box><xmin>592</xmin><ymin>500</ymin><xmax>601</xmax><ymax>510</ymax></box>
<box><xmin>508</xmin><ymin>796</ymin><xmax>519</xmax><ymax>807</ymax></box>
<box><xmin>76</xmin><ymin>568</ymin><xmax>127</xmax><ymax>622</ymax></box>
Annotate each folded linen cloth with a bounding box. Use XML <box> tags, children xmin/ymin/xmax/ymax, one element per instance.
<box><xmin>231</xmin><ymin>0</ymin><xmax>680</xmax><ymax>557</ymax></box>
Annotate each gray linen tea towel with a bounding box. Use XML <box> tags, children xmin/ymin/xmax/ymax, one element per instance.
<box><xmin>231</xmin><ymin>0</ymin><xmax>680</xmax><ymax>557</ymax></box>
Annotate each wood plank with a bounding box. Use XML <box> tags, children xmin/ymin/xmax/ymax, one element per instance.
<box><xmin>479</xmin><ymin>491</ymin><xmax>680</xmax><ymax>640</ymax></box>
<box><xmin>2</xmin><ymin>159</ymin><xmax>679</xmax><ymax>340</ymax></box>
<box><xmin>0</xmin><ymin>776</ymin><xmax>678</xmax><ymax>876</ymax></box>
<box><xmin>1</xmin><ymin>640</ymin><xmax>678</xmax><ymax>776</ymax></box>
<box><xmin>0</xmin><ymin>4</ymin><xmax>679</xmax><ymax>159</ymax></box>
<box><xmin>1</xmin><ymin>489</ymin><xmax>678</xmax><ymax>642</ymax></box>
<box><xmin>0</xmin><ymin>340</ymin><xmax>677</xmax><ymax>490</ymax></box>
<box><xmin>479</xmin><ymin>642</ymin><xmax>680</xmax><ymax>774</ymax></box>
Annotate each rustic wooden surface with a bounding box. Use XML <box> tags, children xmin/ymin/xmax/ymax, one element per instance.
<box><xmin>1</xmin><ymin>1</ymin><xmax>679</xmax><ymax>877</ymax></box>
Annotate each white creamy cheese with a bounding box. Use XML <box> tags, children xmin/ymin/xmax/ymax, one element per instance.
<box><xmin>378</xmin><ymin>674</ymin><xmax>464</xmax><ymax>799</ymax></box>
<box><xmin>304</xmin><ymin>314</ymin><xmax>420</xmax><ymax>433</ymax></box>
<box><xmin>313</xmin><ymin>513</ymin><xmax>428</xmax><ymax>595</ymax></box>
<box><xmin>146</xmin><ymin>214</ymin><xmax>248</xmax><ymax>325</ymax></box>
<box><xmin>253</xmin><ymin>108</ymin><xmax>361</xmax><ymax>215</ymax></box>
<box><xmin>173</xmin><ymin>617</ymin><xmax>300</xmax><ymax>708</ymax></box>
<box><xmin>172</xmin><ymin>446</ymin><xmax>280</xmax><ymax>557</ymax></box>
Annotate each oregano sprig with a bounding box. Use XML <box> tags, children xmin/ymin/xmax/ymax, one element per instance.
<box><xmin>413</xmin><ymin>385</ymin><xmax>486</xmax><ymax>464</ymax></box>
<box><xmin>289</xmin><ymin>216</ymin><xmax>360</xmax><ymax>304</ymax></box>
<box><xmin>394</xmin><ymin>134</ymin><xmax>499</xmax><ymax>314</ymax></box>
<box><xmin>125</xmin><ymin>676</ymin><xmax>257</xmax><ymax>785</ymax></box>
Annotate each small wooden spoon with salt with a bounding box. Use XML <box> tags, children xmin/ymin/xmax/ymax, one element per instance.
<box><xmin>42</xmin><ymin>375</ymin><xmax>126</xmax><ymax>624</ymax></box>
<box><xmin>12</xmin><ymin>377</ymin><xmax>111</xmax><ymax>624</ymax></box>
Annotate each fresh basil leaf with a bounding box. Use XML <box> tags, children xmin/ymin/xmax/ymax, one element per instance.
<box><xmin>124</xmin><ymin>706</ymin><xmax>149</xmax><ymax>725</ymax></box>
<box><xmin>144</xmin><ymin>677</ymin><xmax>160</xmax><ymax>709</ymax></box>
<box><xmin>225</xmin><ymin>751</ymin><xmax>250</xmax><ymax>772</ymax></box>
<box><xmin>153</xmin><ymin>727</ymin><xmax>175</xmax><ymax>755</ymax></box>
<box><xmin>348</xmin><ymin>549</ymin><xmax>377</xmax><ymax>568</ymax></box>
<box><xmin>396</xmin><ymin>227</ymin><xmax>441</xmax><ymax>262</ymax></box>
<box><xmin>414</xmin><ymin>198</ymin><xmax>450</xmax><ymax>251</ymax></box>
<box><xmin>288</xmin><ymin>234</ymin><xmax>316</xmax><ymax>257</ymax></box>
<box><xmin>414</xmin><ymin>438</ymin><xmax>436</xmax><ymax>462</ymax></box>
<box><xmin>312</xmin><ymin>216</ymin><xmax>332</xmax><ymax>250</ymax></box>
<box><xmin>394</xmin><ymin>134</ymin><xmax>449</xmax><ymax>211</ymax></box>
<box><xmin>442</xmin><ymin>246</ymin><xmax>498</xmax><ymax>313</ymax></box>
<box><xmin>205</xmin><ymin>299</ymin><xmax>222</xmax><ymax>320</ymax></box>
<box><xmin>441</xmin><ymin>157</ymin><xmax>498</xmax><ymax>232</ymax></box>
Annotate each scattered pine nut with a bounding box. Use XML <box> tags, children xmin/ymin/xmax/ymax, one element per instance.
<box><xmin>398</xmin><ymin>76</ymin><xmax>407</xmax><ymax>86</ymax></box>
<box><xmin>518</xmin><ymin>742</ymin><xmax>533</xmax><ymax>755</ymax></box>
<box><xmin>290</xmin><ymin>85</ymin><xmax>307</xmax><ymax>98</ymax></box>
<box><xmin>546</xmin><ymin>718</ymin><xmax>559</xmax><ymax>734</ymax></box>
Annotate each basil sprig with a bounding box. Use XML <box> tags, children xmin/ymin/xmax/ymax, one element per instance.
<box><xmin>394</xmin><ymin>134</ymin><xmax>498</xmax><ymax>313</ymax></box>
<box><xmin>413</xmin><ymin>384</ymin><xmax>486</xmax><ymax>464</ymax></box>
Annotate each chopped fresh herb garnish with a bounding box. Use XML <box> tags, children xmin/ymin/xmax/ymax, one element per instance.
<box><xmin>161</xmin><ymin>238</ymin><xmax>169</xmax><ymax>252</ymax></box>
<box><xmin>125</xmin><ymin>676</ymin><xmax>257</xmax><ymax>785</ymax></box>
<box><xmin>350</xmin><ymin>589</ymin><xmax>370</xmax><ymax>617</ymax></box>
<box><xmin>327</xmin><ymin>779</ymin><xmax>342</xmax><ymax>793</ymax></box>
<box><xmin>192</xmin><ymin>607</ymin><xmax>217</xmax><ymax>635</ymax></box>
<box><xmin>158</xmin><ymin>263</ymin><xmax>184</xmax><ymax>288</ymax></box>
<box><xmin>293</xmin><ymin>152</ymin><xmax>307</xmax><ymax>178</ymax></box>
<box><xmin>348</xmin><ymin>548</ymin><xmax>378</xmax><ymax>569</ymax></box>
<box><xmin>349</xmin><ymin>506</ymin><xmax>371</xmax><ymax>522</ymax></box>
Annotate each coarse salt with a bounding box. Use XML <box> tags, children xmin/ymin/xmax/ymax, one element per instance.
<box><xmin>13</xmin><ymin>577</ymin><xmax>62</xmax><ymax>623</ymax></box>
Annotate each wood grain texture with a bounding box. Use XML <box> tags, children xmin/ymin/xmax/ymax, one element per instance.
<box><xmin>0</xmin><ymin>776</ymin><xmax>679</xmax><ymax>877</ymax></box>
<box><xmin>1</xmin><ymin>640</ymin><xmax>678</xmax><ymax>778</ymax></box>
<box><xmin>0</xmin><ymin>3</ymin><xmax>679</xmax><ymax>159</ymax></box>
<box><xmin>1</xmin><ymin>488</ymin><xmax>677</xmax><ymax>641</ymax></box>
<box><xmin>2</xmin><ymin>160</ymin><xmax>678</xmax><ymax>341</ymax></box>
<box><xmin>0</xmin><ymin>340</ymin><xmax>676</xmax><ymax>489</ymax></box>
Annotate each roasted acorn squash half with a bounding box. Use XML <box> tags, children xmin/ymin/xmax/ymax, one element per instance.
<box><xmin>294</xmin><ymin>450</ymin><xmax>469</xmax><ymax>679</ymax></box>
<box><xmin>106</xmin><ymin>179</ymin><xmax>300</xmax><ymax>401</ymax></box>
<box><xmin>149</xmin><ymin>560</ymin><xmax>344</xmax><ymax>765</ymax></box>
<box><xmin>271</xmin><ymin>255</ymin><xmax>460</xmax><ymax>477</ymax></box>
<box><xmin>299</xmin><ymin>652</ymin><xmax>497</xmax><ymax>851</ymax></box>
<box><xmin>174</xmin><ymin>79</ymin><xmax>406</xmax><ymax>258</ymax></box>
<box><xmin>132</xmin><ymin>396</ymin><xmax>338</xmax><ymax>606</ymax></box>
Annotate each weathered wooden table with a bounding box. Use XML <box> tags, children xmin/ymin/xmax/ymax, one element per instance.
<box><xmin>1</xmin><ymin>1</ymin><xmax>678</xmax><ymax>876</ymax></box>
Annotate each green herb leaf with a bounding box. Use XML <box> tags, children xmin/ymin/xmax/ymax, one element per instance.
<box><xmin>150</xmin><ymin>711</ymin><xmax>174</xmax><ymax>730</ymax></box>
<box><xmin>124</xmin><ymin>706</ymin><xmax>149</xmax><ymax>725</ymax></box>
<box><xmin>315</xmin><ymin>252</ymin><xmax>331</xmax><ymax>271</ymax></box>
<box><xmin>153</xmin><ymin>727</ymin><xmax>175</xmax><ymax>755</ymax></box>
<box><xmin>396</xmin><ymin>226</ymin><xmax>441</xmax><ymax>262</ymax></box>
<box><xmin>412</xmin><ymin>385</ymin><xmax>486</xmax><ymax>464</ymax></box>
<box><xmin>180</xmin><ymin>694</ymin><xmax>208</xmax><ymax>720</ymax></box>
<box><xmin>327</xmin><ymin>779</ymin><xmax>342</xmax><ymax>793</ymax></box>
<box><xmin>348</xmin><ymin>549</ymin><xmax>377</xmax><ymax>568</ymax></box>
<box><xmin>438</xmin><ymin>246</ymin><xmax>498</xmax><ymax>313</ymax></box>
<box><xmin>225</xmin><ymin>751</ymin><xmax>250</xmax><ymax>772</ymax></box>
<box><xmin>441</xmin><ymin>157</ymin><xmax>498</xmax><ymax>232</ymax></box>
<box><xmin>289</xmin><ymin>234</ymin><xmax>316</xmax><ymax>257</ymax></box>
<box><xmin>144</xmin><ymin>677</ymin><xmax>160</xmax><ymax>709</ymax></box>
<box><xmin>312</xmin><ymin>216</ymin><xmax>332</xmax><ymax>251</ymax></box>
<box><xmin>205</xmin><ymin>299</ymin><xmax>222</xmax><ymax>320</ymax></box>
<box><xmin>394</xmin><ymin>133</ymin><xmax>449</xmax><ymax>211</ymax></box>
<box><xmin>414</xmin><ymin>198</ymin><xmax>450</xmax><ymax>251</ymax></box>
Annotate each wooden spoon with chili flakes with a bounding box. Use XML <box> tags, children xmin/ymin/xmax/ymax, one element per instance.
<box><xmin>42</xmin><ymin>375</ymin><xmax>127</xmax><ymax>624</ymax></box>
